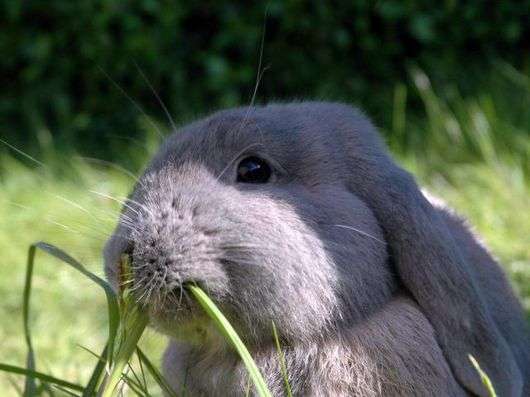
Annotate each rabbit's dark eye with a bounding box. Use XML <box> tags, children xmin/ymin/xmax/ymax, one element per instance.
<box><xmin>237</xmin><ymin>156</ymin><xmax>271</xmax><ymax>183</ymax></box>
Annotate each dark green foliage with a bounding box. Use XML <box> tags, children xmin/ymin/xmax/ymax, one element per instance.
<box><xmin>1</xmin><ymin>1</ymin><xmax>529</xmax><ymax>160</ymax></box>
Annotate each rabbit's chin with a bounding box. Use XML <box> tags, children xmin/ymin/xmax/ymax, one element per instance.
<box><xmin>136</xmin><ymin>283</ymin><xmax>220</xmax><ymax>339</ymax></box>
<box><xmin>145</xmin><ymin>295</ymin><xmax>208</xmax><ymax>337</ymax></box>
<box><xmin>151</xmin><ymin>311</ymin><xmax>217</xmax><ymax>345</ymax></box>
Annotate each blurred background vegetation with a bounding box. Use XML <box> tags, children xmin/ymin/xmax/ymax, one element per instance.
<box><xmin>2</xmin><ymin>0</ymin><xmax>529</xmax><ymax>162</ymax></box>
<box><xmin>1</xmin><ymin>1</ymin><xmax>529</xmax><ymax>395</ymax></box>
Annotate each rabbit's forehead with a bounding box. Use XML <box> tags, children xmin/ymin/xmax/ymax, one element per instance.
<box><xmin>158</xmin><ymin>112</ymin><xmax>338</xmax><ymax>181</ymax></box>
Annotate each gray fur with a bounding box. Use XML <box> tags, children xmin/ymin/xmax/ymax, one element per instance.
<box><xmin>104</xmin><ymin>102</ymin><xmax>530</xmax><ymax>396</ymax></box>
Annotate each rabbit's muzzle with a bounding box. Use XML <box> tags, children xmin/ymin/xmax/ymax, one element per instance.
<box><xmin>129</xmin><ymin>199</ymin><xmax>228</xmax><ymax>308</ymax></box>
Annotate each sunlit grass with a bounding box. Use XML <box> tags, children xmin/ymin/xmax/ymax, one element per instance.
<box><xmin>0</xmin><ymin>240</ymin><xmax>273</xmax><ymax>396</ymax></box>
<box><xmin>0</xmin><ymin>157</ymin><xmax>167</xmax><ymax>394</ymax></box>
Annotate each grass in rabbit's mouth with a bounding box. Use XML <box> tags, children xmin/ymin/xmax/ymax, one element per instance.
<box><xmin>0</xmin><ymin>243</ymin><xmax>273</xmax><ymax>397</ymax></box>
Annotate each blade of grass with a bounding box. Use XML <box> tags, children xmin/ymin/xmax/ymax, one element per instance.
<box><xmin>77</xmin><ymin>344</ymin><xmax>102</xmax><ymax>360</ymax></box>
<box><xmin>83</xmin><ymin>344</ymin><xmax>108</xmax><ymax>397</ymax></box>
<box><xmin>136</xmin><ymin>349</ymin><xmax>148</xmax><ymax>391</ymax></box>
<box><xmin>271</xmin><ymin>321</ymin><xmax>292</xmax><ymax>397</ymax></box>
<box><xmin>126</xmin><ymin>362</ymin><xmax>145</xmax><ymax>394</ymax></box>
<box><xmin>23</xmin><ymin>245</ymin><xmax>37</xmax><ymax>396</ymax></box>
<box><xmin>123</xmin><ymin>373</ymin><xmax>148</xmax><ymax>397</ymax></box>
<box><xmin>0</xmin><ymin>364</ymin><xmax>84</xmax><ymax>393</ymax></box>
<box><xmin>188</xmin><ymin>285</ymin><xmax>272</xmax><ymax>397</ymax></box>
<box><xmin>52</xmin><ymin>385</ymin><xmax>81</xmax><ymax>397</ymax></box>
<box><xmin>100</xmin><ymin>314</ymin><xmax>148</xmax><ymax>397</ymax></box>
<box><xmin>469</xmin><ymin>355</ymin><xmax>498</xmax><ymax>397</ymax></box>
<box><xmin>136</xmin><ymin>348</ymin><xmax>177</xmax><ymax>397</ymax></box>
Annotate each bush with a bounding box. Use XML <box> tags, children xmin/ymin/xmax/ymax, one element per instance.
<box><xmin>1</xmin><ymin>0</ymin><xmax>529</xmax><ymax>160</ymax></box>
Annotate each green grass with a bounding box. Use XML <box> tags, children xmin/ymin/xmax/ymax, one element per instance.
<box><xmin>0</xmin><ymin>156</ymin><xmax>168</xmax><ymax>394</ymax></box>
<box><xmin>1</xmin><ymin>65</ymin><xmax>529</xmax><ymax>395</ymax></box>
<box><xmin>0</xmin><ymin>238</ymin><xmax>271</xmax><ymax>395</ymax></box>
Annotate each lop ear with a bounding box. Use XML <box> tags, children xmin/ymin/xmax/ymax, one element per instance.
<box><xmin>338</xmin><ymin>110</ymin><xmax>522</xmax><ymax>396</ymax></box>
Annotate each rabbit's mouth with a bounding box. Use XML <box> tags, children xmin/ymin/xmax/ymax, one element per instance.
<box><xmin>138</xmin><ymin>278</ymin><xmax>230</xmax><ymax>345</ymax></box>
<box><xmin>134</xmin><ymin>274</ymin><xmax>201</xmax><ymax>319</ymax></box>
<box><xmin>129</xmin><ymin>264</ymin><xmax>199</xmax><ymax>313</ymax></box>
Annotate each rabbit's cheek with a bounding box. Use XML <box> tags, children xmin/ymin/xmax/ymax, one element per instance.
<box><xmin>212</xmin><ymin>198</ymin><xmax>345</xmax><ymax>341</ymax></box>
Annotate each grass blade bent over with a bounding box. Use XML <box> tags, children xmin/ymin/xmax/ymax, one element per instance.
<box><xmin>31</xmin><ymin>242</ymin><xmax>121</xmax><ymax>364</ymax></box>
<box><xmin>188</xmin><ymin>285</ymin><xmax>272</xmax><ymax>397</ymax></box>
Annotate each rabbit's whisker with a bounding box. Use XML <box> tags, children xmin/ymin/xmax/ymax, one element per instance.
<box><xmin>134</xmin><ymin>61</ymin><xmax>178</xmax><ymax>134</ymax></box>
<box><xmin>77</xmin><ymin>156</ymin><xmax>145</xmax><ymax>187</ymax></box>
<box><xmin>97</xmin><ymin>65</ymin><xmax>164</xmax><ymax>139</ymax></box>
<box><xmin>330</xmin><ymin>224</ymin><xmax>387</xmax><ymax>245</ymax></box>
<box><xmin>216</xmin><ymin>142</ymin><xmax>263</xmax><ymax>181</ymax></box>
<box><xmin>0</xmin><ymin>138</ymin><xmax>46</xmax><ymax>168</ymax></box>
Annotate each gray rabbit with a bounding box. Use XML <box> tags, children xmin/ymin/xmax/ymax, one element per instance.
<box><xmin>104</xmin><ymin>102</ymin><xmax>530</xmax><ymax>396</ymax></box>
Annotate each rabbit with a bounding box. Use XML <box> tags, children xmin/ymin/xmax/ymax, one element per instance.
<box><xmin>104</xmin><ymin>102</ymin><xmax>529</xmax><ymax>396</ymax></box>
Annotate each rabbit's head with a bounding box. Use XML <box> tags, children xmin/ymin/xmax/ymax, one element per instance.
<box><xmin>104</xmin><ymin>102</ymin><xmax>521</xmax><ymax>396</ymax></box>
<box><xmin>104</xmin><ymin>103</ymin><xmax>392</xmax><ymax>344</ymax></box>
